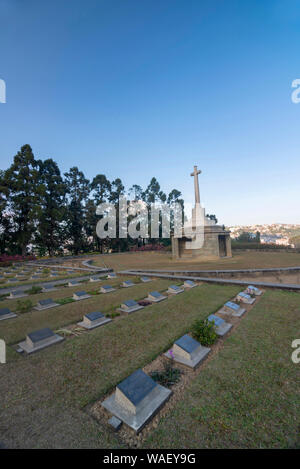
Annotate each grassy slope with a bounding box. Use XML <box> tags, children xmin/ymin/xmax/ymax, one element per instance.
<box><xmin>0</xmin><ymin>283</ymin><xmax>239</xmax><ymax>448</ymax></box>
<box><xmin>143</xmin><ymin>289</ymin><xmax>300</xmax><ymax>449</ymax></box>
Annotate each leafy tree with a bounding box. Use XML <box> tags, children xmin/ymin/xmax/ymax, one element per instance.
<box><xmin>36</xmin><ymin>158</ymin><xmax>66</xmax><ymax>256</ymax></box>
<box><xmin>64</xmin><ymin>167</ymin><xmax>90</xmax><ymax>254</ymax></box>
<box><xmin>4</xmin><ymin>145</ymin><xmax>39</xmax><ymax>255</ymax></box>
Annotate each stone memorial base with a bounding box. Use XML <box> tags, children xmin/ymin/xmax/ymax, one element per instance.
<box><xmin>164</xmin><ymin>344</ymin><xmax>210</xmax><ymax>369</ymax></box>
<box><xmin>0</xmin><ymin>311</ymin><xmax>17</xmax><ymax>321</ymax></box>
<box><xmin>118</xmin><ymin>304</ymin><xmax>144</xmax><ymax>314</ymax></box>
<box><xmin>18</xmin><ymin>332</ymin><xmax>64</xmax><ymax>354</ymax></box>
<box><xmin>77</xmin><ymin>316</ymin><xmax>112</xmax><ymax>330</ymax></box>
<box><xmin>102</xmin><ymin>370</ymin><xmax>172</xmax><ymax>433</ymax></box>
<box><xmin>34</xmin><ymin>301</ymin><xmax>59</xmax><ymax>311</ymax></box>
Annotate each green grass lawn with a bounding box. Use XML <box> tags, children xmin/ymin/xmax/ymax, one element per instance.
<box><xmin>1</xmin><ymin>283</ymin><xmax>299</xmax><ymax>449</ymax></box>
<box><xmin>0</xmin><ymin>277</ymin><xmax>171</xmax><ymax>346</ymax></box>
<box><xmin>0</xmin><ymin>283</ymin><xmax>239</xmax><ymax>448</ymax></box>
<box><xmin>143</xmin><ymin>289</ymin><xmax>300</xmax><ymax>449</ymax></box>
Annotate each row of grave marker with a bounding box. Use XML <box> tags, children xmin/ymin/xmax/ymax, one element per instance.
<box><xmin>102</xmin><ymin>284</ymin><xmax>263</xmax><ymax>433</ymax></box>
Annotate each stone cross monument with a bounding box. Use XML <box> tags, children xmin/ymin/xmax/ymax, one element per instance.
<box><xmin>190</xmin><ymin>165</ymin><xmax>201</xmax><ymax>205</ymax></box>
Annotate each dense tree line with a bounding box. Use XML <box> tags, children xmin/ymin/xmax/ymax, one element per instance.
<box><xmin>0</xmin><ymin>145</ymin><xmax>184</xmax><ymax>256</ymax></box>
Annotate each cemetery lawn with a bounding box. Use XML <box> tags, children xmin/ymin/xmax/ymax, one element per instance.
<box><xmin>143</xmin><ymin>289</ymin><xmax>300</xmax><ymax>449</ymax></box>
<box><xmin>91</xmin><ymin>250</ymin><xmax>300</xmax><ymax>271</ymax></box>
<box><xmin>0</xmin><ymin>283</ymin><xmax>239</xmax><ymax>448</ymax></box>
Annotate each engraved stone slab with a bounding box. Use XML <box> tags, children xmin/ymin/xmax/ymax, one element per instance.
<box><xmin>184</xmin><ymin>280</ymin><xmax>197</xmax><ymax>288</ymax></box>
<box><xmin>78</xmin><ymin>311</ymin><xmax>112</xmax><ymax>330</ymax></box>
<box><xmin>236</xmin><ymin>292</ymin><xmax>255</xmax><ymax>304</ymax></box>
<box><xmin>118</xmin><ymin>299</ymin><xmax>144</xmax><ymax>314</ymax></box>
<box><xmin>208</xmin><ymin>314</ymin><xmax>232</xmax><ymax>337</ymax></box>
<box><xmin>102</xmin><ymin>369</ymin><xmax>171</xmax><ymax>433</ymax></box>
<box><xmin>140</xmin><ymin>276</ymin><xmax>151</xmax><ymax>283</ymax></box>
<box><xmin>90</xmin><ymin>276</ymin><xmax>101</xmax><ymax>282</ymax></box>
<box><xmin>73</xmin><ymin>290</ymin><xmax>91</xmax><ymax>301</ymax></box>
<box><xmin>7</xmin><ymin>278</ymin><xmax>18</xmax><ymax>283</ymax></box>
<box><xmin>147</xmin><ymin>291</ymin><xmax>167</xmax><ymax>302</ymax></box>
<box><xmin>246</xmin><ymin>285</ymin><xmax>262</xmax><ymax>296</ymax></box>
<box><xmin>18</xmin><ymin>327</ymin><xmax>64</xmax><ymax>354</ymax></box>
<box><xmin>219</xmin><ymin>301</ymin><xmax>246</xmax><ymax>317</ymax></box>
<box><xmin>8</xmin><ymin>290</ymin><xmax>28</xmax><ymax>299</ymax></box>
<box><xmin>167</xmin><ymin>285</ymin><xmax>184</xmax><ymax>294</ymax></box>
<box><xmin>107</xmin><ymin>273</ymin><xmax>117</xmax><ymax>278</ymax></box>
<box><xmin>34</xmin><ymin>298</ymin><xmax>59</xmax><ymax>311</ymax></box>
<box><xmin>42</xmin><ymin>284</ymin><xmax>57</xmax><ymax>292</ymax></box>
<box><xmin>68</xmin><ymin>280</ymin><xmax>80</xmax><ymax>287</ymax></box>
<box><xmin>100</xmin><ymin>285</ymin><xmax>116</xmax><ymax>294</ymax></box>
<box><xmin>122</xmin><ymin>280</ymin><xmax>135</xmax><ymax>288</ymax></box>
<box><xmin>0</xmin><ymin>307</ymin><xmax>17</xmax><ymax>321</ymax></box>
<box><xmin>164</xmin><ymin>334</ymin><xmax>210</xmax><ymax>369</ymax></box>
<box><xmin>31</xmin><ymin>275</ymin><xmax>41</xmax><ymax>279</ymax></box>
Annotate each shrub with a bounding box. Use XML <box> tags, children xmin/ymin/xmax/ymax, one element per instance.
<box><xmin>191</xmin><ymin>319</ymin><xmax>217</xmax><ymax>346</ymax></box>
<box><xmin>27</xmin><ymin>285</ymin><xmax>42</xmax><ymax>295</ymax></box>
<box><xmin>56</xmin><ymin>297</ymin><xmax>75</xmax><ymax>305</ymax></box>
<box><xmin>16</xmin><ymin>299</ymin><xmax>33</xmax><ymax>313</ymax></box>
<box><xmin>150</xmin><ymin>359</ymin><xmax>181</xmax><ymax>388</ymax></box>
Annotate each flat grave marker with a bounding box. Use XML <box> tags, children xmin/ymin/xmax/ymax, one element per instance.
<box><xmin>219</xmin><ymin>301</ymin><xmax>246</xmax><ymax>317</ymax></box>
<box><xmin>68</xmin><ymin>280</ymin><xmax>80</xmax><ymax>287</ymax></box>
<box><xmin>0</xmin><ymin>307</ymin><xmax>17</xmax><ymax>321</ymax></box>
<box><xmin>90</xmin><ymin>276</ymin><xmax>101</xmax><ymax>283</ymax></box>
<box><xmin>34</xmin><ymin>298</ymin><xmax>59</xmax><ymax>311</ymax></box>
<box><xmin>167</xmin><ymin>285</ymin><xmax>184</xmax><ymax>295</ymax></box>
<box><xmin>8</xmin><ymin>290</ymin><xmax>28</xmax><ymax>299</ymax></box>
<box><xmin>18</xmin><ymin>327</ymin><xmax>64</xmax><ymax>354</ymax></box>
<box><xmin>246</xmin><ymin>285</ymin><xmax>262</xmax><ymax>296</ymax></box>
<box><xmin>100</xmin><ymin>285</ymin><xmax>116</xmax><ymax>294</ymax></box>
<box><xmin>78</xmin><ymin>311</ymin><xmax>112</xmax><ymax>330</ymax></box>
<box><xmin>42</xmin><ymin>284</ymin><xmax>57</xmax><ymax>292</ymax></box>
<box><xmin>107</xmin><ymin>273</ymin><xmax>117</xmax><ymax>279</ymax></box>
<box><xmin>208</xmin><ymin>314</ymin><xmax>232</xmax><ymax>337</ymax></box>
<box><xmin>147</xmin><ymin>291</ymin><xmax>167</xmax><ymax>302</ymax></box>
<box><xmin>183</xmin><ymin>279</ymin><xmax>197</xmax><ymax>288</ymax></box>
<box><xmin>102</xmin><ymin>369</ymin><xmax>171</xmax><ymax>433</ymax></box>
<box><xmin>140</xmin><ymin>276</ymin><xmax>151</xmax><ymax>283</ymax></box>
<box><xmin>236</xmin><ymin>292</ymin><xmax>255</xmax><ymax>305</ymax></box>
<box><xmin>122</xmin><ymin>280</ymin><xmax>135</xmax><ymax>288</ymax></box>
<box><xmin>118</xmin><ymin>299</ymin><xmax>144</xmax><ymax>314</ymax></box>
<box><xmin>164</xmin><ymin>334</ymin><xmax>210</xmax><ymax>369</ymax></box>
<box><xmin>73</xmin><ymin>290</ymin><xmax>91</xmax><ymax>301</ymax></box>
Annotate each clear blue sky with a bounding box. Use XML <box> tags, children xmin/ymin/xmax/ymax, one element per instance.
<box><xmin>1</xmin><ymin>0</ymin><xmax>300</xmax><ymax>225</ymax></box>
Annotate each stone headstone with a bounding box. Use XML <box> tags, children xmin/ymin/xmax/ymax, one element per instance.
<box><xmin>122</xmin><ymin>280</ymin><xmax>134</xmax><ymax>288</ymax></box>
<box><xmin>31</xmin><ymin>275</ymin><xmax>41</xmax><ymax>279</ymax></box>
<box><xmin>9</xmin><ymin>290</ymin><xmax>28</xmax><ymax>299</ymax></box>
<box><xmin>68</xmin><ymin>280</ymin><xmax>80</xmax><ymax>287</ymax></box>
<box><xmin>34</xmin><ymin>298</ymin><xmax>59</xmax><ymax>311</ymax></box>
<box><xmin>165</xmin><ymin>334</ymin><xmax>210</xmax><ymax>369</ymax></box>
<box><xmin>236</xmin><ymin>292</ymin><xmax>255</xmax><ymax>305</ymax></box>
<box><xmin>208</xmin><ymin>314</ymin><xmax>232</xmax><ymax>337</ymax></box>
<box><xmin>42</xmin><ymin>284</ymin><xmax>57</xmax><ymax>292</ymax></box>
<box><xmin>0</xmin><ymin>307</ymin><xmax>17</xmax><ymax>321</ymax></box>
<box><xmin>78</xmin><ymin>311</ymin><xmax>112</xmax><ymax>329</ymax></box>
<box><xmin>220</xmin><ymin>301</ymin><xmax>246</xmax><ymax>317</ymax></box>
<box><xmin>119</xmin><ymin>299</ymin><xmax>144</xmax><ymax>314</ymax></box>
<box><xmin>246</xmin><ymin>285</ymin><xmax>262</xmax><ymax>296</ymax></box>
<box><xmin>107</xmin><ymin>272</ymin><xmax>117</xmax><ymax>278</ymax></box>
<box><xmin>184</xmin><ymin>280</ymin><xmax>197</xmax><ymax>288</ymax></box>
<box><xmin>140</xmin><ymin>276</ymin><xmax>151</xmax><ymax>283</ymax></box>
<box><xmin>147</xmin><ymin>291</ymin><xmax>167</xmax><ymax>302</ymax></box>
<box><xmin>18</xmin><ymin>327</ymin><xmax>64</xmax><ymax>354</ymax></box>
<box><xmin>102</xmin><ymin>369</ymin><xmax>171</xmax><ymax>433</ymax></box>
<box><xmin>100</xmin><ymin>285</ymin><xmax>115</xmax><ymax>294</ymax></box>
<box><xmin>167</xmin><ymin>285</ymin><xmax>184</xmax><ymax>294</ymax></box>
<box><xmin>73</xmin><ymin>290</ymin><xmax>91</xmax><ymax>301</ymax></box>
<box><xmin>90</xmin><ymin>276</ymin><xmax>101</xmax><ymax>282</ymax></box>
